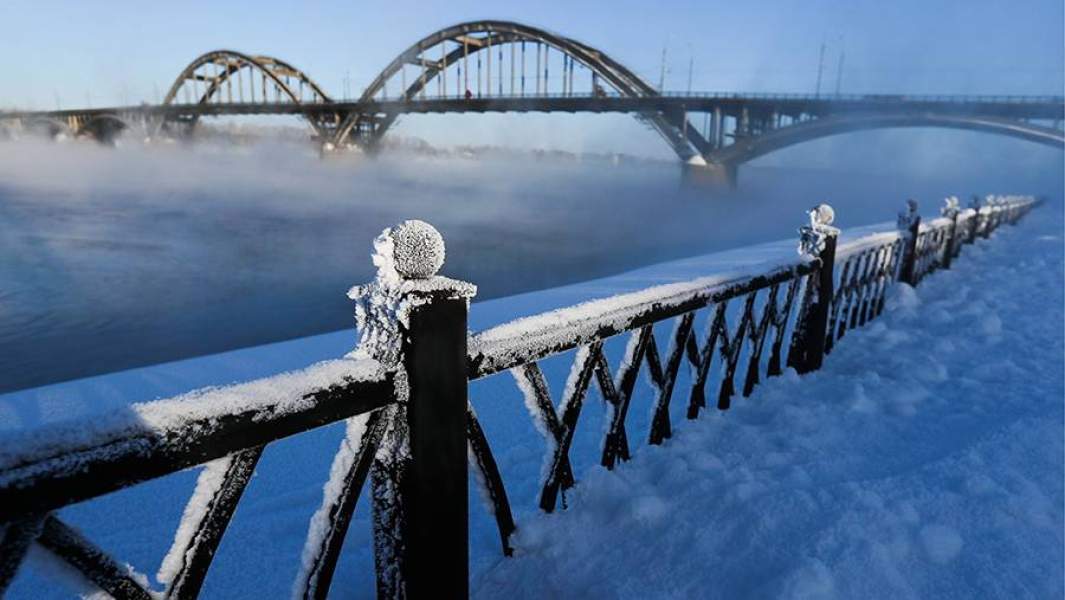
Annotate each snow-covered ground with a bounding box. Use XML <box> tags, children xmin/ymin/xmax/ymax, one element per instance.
<box><xmin>473</xmin><ymin>209</ymin><xmax>1065</xmax><ymax>599</ymax></box>
<box><xmin>2</xmin><ymin>202</ymin><xmax>1061</xmax><ymax>598</ymax></box>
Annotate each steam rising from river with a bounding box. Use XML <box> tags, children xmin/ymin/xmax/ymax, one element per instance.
<box><xmin>0</xmin><ymin>137</ymin><xmax>1060</xmax><ymax>392</ymax></box>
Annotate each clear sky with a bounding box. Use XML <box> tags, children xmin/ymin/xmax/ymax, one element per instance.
<box><xmin>2</xmin><ymin>0</ymin><xmax>1063</xmax><ymax>160</ymax></box>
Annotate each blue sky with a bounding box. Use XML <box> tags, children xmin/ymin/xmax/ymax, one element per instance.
<box><xmin>2</xmin><ymin>0</ymin><xmax>1063</xmax><ymax>161</ymax></box>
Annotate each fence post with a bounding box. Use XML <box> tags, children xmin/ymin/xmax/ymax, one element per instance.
<box><xmin>967</xmin><ymin>195</ymin><xmax>981</xmax><ymax>244</ymax></box>
<box><xmin>981</xmin><ymin>196</ymin><xmax>994</xmax><ymax>239</ymax></box>
<box><xmin>354</xmin><ymin>220</ymin><xmax>475</xmax><ymax>599</ymax></box>
<box><xmin>1008</xmin><ymin>199</ymin><xmax>1020</xmax><ymax>225</ymax></box>
<box><xmin>941</xmin><ymin>196</ymin><xmax>960</xmax><ymax>269</ymax></box>
<box><xmin>897</xmin><ymin>199</ymin><xmax>921</xmax><ymax>286</ymax></box>
<box><xmin>992</xmin><ymin>198</ymin><xmax>1005</xmax><ymax>232</ymax></box>
<box><xmin>788</xmin><ymin>204</ymin><xmax>838</xmax><ymax>374</ymax></box>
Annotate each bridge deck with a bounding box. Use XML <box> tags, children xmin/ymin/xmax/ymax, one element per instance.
<box><xmin>3</xmin><ymin>93</ymin><xmax>1063</xmax><ymax>121</ymax></box>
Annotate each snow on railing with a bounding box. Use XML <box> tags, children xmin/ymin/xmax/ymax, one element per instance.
<box><xmin>468</xmin><ymin>259</ymin><xmax>815</xmax><ymax>380</ymax></box>
<box><xmin>0</xmin><ymin>359</ymin><xmax>389</xmax><ymax>506</ymax></box>
<box><xmin>0</xmin><ymin>194</ymin><xmax>1041</xmax><ymax>600</ymax></box>
<box><xmin>836</xmin><ymin>230</ymin><xmax>903</xmax><ymax>260</ymax></box>
<box><xmin>0</xmin><ymin>358</ymin><xmax>393</xmax><ymax>599</ymax></box>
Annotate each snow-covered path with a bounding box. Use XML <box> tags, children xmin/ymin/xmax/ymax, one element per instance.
<box><xmin>473</xmin><ymin>212</ymin><xmax>1064</xmax><ymax>599</ymax></box>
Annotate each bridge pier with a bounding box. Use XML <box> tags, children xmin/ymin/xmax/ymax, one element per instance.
<box><xmin>682</xmin><ymin>158</ymin><xmax>737</xmax><ymax>189</ymax></box>
<box><xmin>80</xmin><ymin>118</ymin><xmax>127</xmax><ymax>146</ymax></box>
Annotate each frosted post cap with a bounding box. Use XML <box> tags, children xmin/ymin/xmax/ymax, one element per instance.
<box><xmin>811</xmin><ymin>203</ymin><xmax>835</xmax><ymax>226</ymax></box>
<box><xmin>941</xmin><ymin>196</ymin><xmax>961</xmax><ymax>218</ymax></box>
<box><xmin>391</xmin><ymin>220</ymin><xmax>446</xmax><ymax>279</ymax></box>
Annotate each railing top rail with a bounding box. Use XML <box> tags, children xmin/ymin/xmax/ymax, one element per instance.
<box><xmin>835</xmin><ymin>230</ymin><xmax>903</xmax><ymax>260</ymax></box>
<box><xmin>0</xmin><ymin>358</ymin><xmax>393</xmax><ymax>518</ymax></box>
<box><xmin>920</xmin><ymin>216</ymin><xmax>956</xmax><ymax>233</ymax></box>
<box><xmin>468</xmin><ymin>258</ymin><xmax>817</xmax><ymax>380</ymax></box>
<box><xmin>469</xmin><ymin>193</ymin><xmax>1038</xmax><ymax>381</ymax></box>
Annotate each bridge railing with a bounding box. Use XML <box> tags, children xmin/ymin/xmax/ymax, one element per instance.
<box><xmin>135</xmin><ymin>89</ymin><xmax>1063</xmax><ymax>106</ymax></box>
<box><xmin>0</xmin><ymin>195</ymin><xmax>1039</xmax><ymax>599</ymax></box>
<box><xmin>352</xmin><ymin>90</ymin><xmax>1065</xmax><ymax>105</ymax></box>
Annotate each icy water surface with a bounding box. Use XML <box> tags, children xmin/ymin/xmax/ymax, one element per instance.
<box><xmin>0</xmin><ymin>139</ymin><xmax>1060</xmax><ymax>392</ymax></box>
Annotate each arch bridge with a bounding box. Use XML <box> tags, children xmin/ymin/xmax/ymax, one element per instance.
<box><xmin>1</xmin><ymin>19</ymin><xmax>1062</xmax><ymax>184</ymax></box>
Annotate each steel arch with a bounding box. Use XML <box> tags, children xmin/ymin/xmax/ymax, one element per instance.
<box><xmin>162</xmin><ymin>50</ymin><xmax>333</xmax><ymax>106</ymax></box>
<box><xmin>334</xmin><ymin>20</ymin><xmax>710</xmax><ymax>159</ymax></box>
<box><xmin>710</xmin><ymin>113</ymin><xmax>1065</xmax><ymax>166</ymax></box>
<box><xmin>159</xmin><ymin>50</ymin><xmax>335</xmax><ymax>137</ymax></box>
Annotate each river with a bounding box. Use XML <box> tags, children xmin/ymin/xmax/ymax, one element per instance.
<box><xmin>0</xmin><ymin>139</ymin><xmax>1060</xmax><ymax>392</ymax></box>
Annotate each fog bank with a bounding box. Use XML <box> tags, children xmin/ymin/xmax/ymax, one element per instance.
<box><xmin>0</xmin><ymin>137</ymin><xmax>1060</xmax><ymax>392</ymax></box>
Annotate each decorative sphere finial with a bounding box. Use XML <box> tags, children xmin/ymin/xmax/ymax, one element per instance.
<box><xmin>390</xmin><ymin>219</ymin><xmax>445</xmax><ymax>279</ymax></box>
<box><xmin>941</xmin><ymin>196</ymin><xmax>960</xmax><ymax>218</ymax></box>
<box><xmin>797</xmin><ymin>203</ymin><xmax>839</xmax><ymax>257</ymax></box>
<box><xmin>811</xmin><ymin>203</ymin><xmax>835</xmax><ymax>226</ymax></box>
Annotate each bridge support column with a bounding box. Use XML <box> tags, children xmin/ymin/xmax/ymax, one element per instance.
<box><xmin>713</xmin><ymin>107</ymin><xmax>723</xmax><ymax>148</ymax></box>
<box><xmin>682</xmin><ymin>158</ymin><xmax>737</xmax><ymax>189</ymax></box>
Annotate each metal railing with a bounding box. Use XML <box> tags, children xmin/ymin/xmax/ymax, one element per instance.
<box><xmin>351</xmin><ymin>91</ymin><xmax>1065</xmax><ymax>105</ymax></box>
<box><xmin>0</xmin><ymin>194</ymin><xmax>1039</xmax><ymax>599</ymax></box>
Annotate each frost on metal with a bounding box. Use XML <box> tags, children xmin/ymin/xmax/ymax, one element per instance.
<box><xmin>797</xmin><ymin>203</ymin><xmax>840</xmax><ymax>257</ymax></box>
<box><xmin>897</xmin><ymin>199</ymin><xmax>920</xmax><ymax>232</ymax></box>
<box><xmin>835</xmin><ymin>230</ymin><xmax>902</xmax><ymax>261</ymax></box>
<box><xmin>369</xmin><ymin>402</ymin><xmax>411</xmax><ymax>600</ymax></box>
<box><xmin>0</xmin><ymin>358</ymin><xmax>385</xmax><ymax>486</ymax></box>
<box><xmin>347</xmin><ymin>221</ymin><xmax>474</xmax><ymax>367</ymax></box>
<box><xmin>469</xmin><ymin>258</ymin><xmax>808</xmax><ymax>379</ymax></box>
<box><xmin>390</xmin><ymin>220</ymin><xmax>445</xmax><ymax>279</ymax></box>
<box><xmin>158</xmin><ymin>456</ymin><xmax>233</xmax><ymax>587</ymax></box>
<box><xmin>511</xmin><ymin>366</ymin><xmax>561</xmax><ymax>487</ymax></box>
<box><xmin>341</xmin><ymin>219</ymin><xmax>475</xmax><ymax>598</ymax></box>
<box><xmin>466</xmin><ymin>406</ymin><xmax>499</xmax><ymax>517</ymax></box>
<box><xmin>941</xmin><ymin>196</ymin><xmax>961</xmax><ymax>219</ymax></box>
<box><xmin>292</xmin><ymin>412</ymin><xmax>372</xmax><ymax>599</ymax></box>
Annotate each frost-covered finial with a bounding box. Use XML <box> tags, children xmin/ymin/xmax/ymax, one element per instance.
<box><xmin>364</xmin><ymin>219</ymin><xmax>445</xmax><ymax>287</ymax></box>
<box><xmin>941</xmin><ymin>196</ymin><xmax>960</xmax><ymax>219</ymax></box>
<box><xmin>390</xmin><ymin>220</ymin><xmax>446</xmax><ymax>279</ymax></box>
<box><xmin>348</xmin><ymin>219</ymin><xmax>471</xmax><ymax>366</ymax></box>
<box><xmin>347</xmin><ymin>220</ymin><xmax>445</xmax><ymax>365</ymax></box>
<box><xmin>811</xmin><ymin>203</ymin><xmax>835</xmax><ymax>227</ymax></box>
<box><xmin>797</xmin><ymin>203</ymin><xmax>839</xmax><ymax>257</ymax></box>
<box><xmin>897</xmin><ymin>199</ymin><xmax>919</xmax><ymax>230</ymax></box>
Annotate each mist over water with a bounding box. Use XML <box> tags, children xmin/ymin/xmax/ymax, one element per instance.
<box><xmin>0</xmin><ymin>137</ymin><xmax>1061</xmax><ymax>393</ymax></box>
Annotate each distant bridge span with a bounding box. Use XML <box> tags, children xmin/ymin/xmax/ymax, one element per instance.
<box><xmin>2</xmin><ymin>19</ymin><xmax>1062</xmax><ymax>185</ymax></box>
<box><xmin>710</xmin><ymin>112</ymin><xmax>1065</xmax><ymax>181</ymax></box>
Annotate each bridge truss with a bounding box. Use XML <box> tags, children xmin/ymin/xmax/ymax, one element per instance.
<box><xmin>157</xmin><ymin>50</ymin><xmax>338</xmax><ymax>139</ymax></box>
<box><xmin>333</xmin><ymin>20</ymin><xmax>710</xmax><ymax>162</ymax></box>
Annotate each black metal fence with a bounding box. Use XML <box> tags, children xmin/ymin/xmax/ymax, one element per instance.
<box><xmin>0</xmin><ymin>194</ymin><xmax>1039</xmax><ymax>599</ymax></box>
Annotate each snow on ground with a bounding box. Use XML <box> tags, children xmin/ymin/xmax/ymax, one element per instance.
<box><xmin>2</xmin><ymin>205</ymin><xmax>1061</xmax><ymax>598</ymax></box>
<box><xmin>473</xmin><ymin>209</ymin><xmax>1064</xmax><ymax>599</ymax></box>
